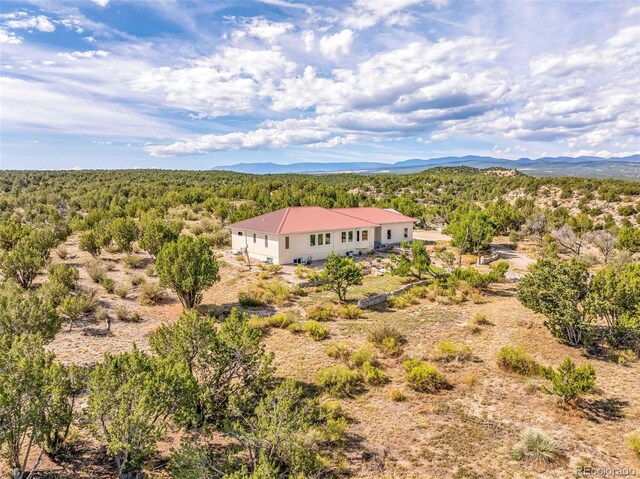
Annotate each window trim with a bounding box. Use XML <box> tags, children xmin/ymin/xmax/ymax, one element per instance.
<box><xmin>341</xmin><ymin>231</ymin><xmax>347</xmax><ymax>243</ymax></box>
<box><xmin>264</xmin><ymin>235</ymin><xmax>268</xmax><ymax>247</ymax></box>
<box><xmin>285</xmin><ymin>236</ymin><xmax>290</xmax><ymax>249</ymax></box>
<box><xmin>310</xmin><ymin>234</ymin><xmax>316</xmax><ymax>247</ymax></box>
<box><xmin>404</xmin><ymin>227</ymin><xmax>408</xmax><ymax>239</ymax></box>
<box><xmin>325</xmin><ymin>233</ymin><xmax>331</xmax><ymax>245</ymax></box>
<box><xmin>387</xmin><ymin>229</ymin><xmax>392</xmax><ymax>240</ymax></box>
<box><xmin>362</xmin><ymin>230</ymin><xmax>368</xmax><ymax>241</ymax></box>
<box><xmin>348</xmin><ymin>231</ymin><xmax>353</xmax><ymax>242</ymax></box>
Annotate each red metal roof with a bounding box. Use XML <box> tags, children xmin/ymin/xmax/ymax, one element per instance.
<box><xmin>227</xmin><ymin>206</ymin><xmax>415</xmax><ymax>234</ymax></box>
<box><xmin>333</xmin><ymin>207</ymin><xmax>417</xmax><ymax>224</ymax></box>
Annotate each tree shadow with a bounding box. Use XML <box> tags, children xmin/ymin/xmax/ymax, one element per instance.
<box><xmin>579</xmin><ymin>397</ymin><xmax>628</xmax><ymax>423</ymax></box>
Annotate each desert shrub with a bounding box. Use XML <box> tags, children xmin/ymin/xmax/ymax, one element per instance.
<box><xmin>100</xmin><ymin>277</ymin><xmax>115</xmax><ymax>294</ymax></box>
<box><xmin>463</xmin><ymin>322</ymin><xmax>482</xmax><ymax>334</ymax></box>
<box><xmin>146</xmin><ymin>264</ymin><xmax>155</xmax><ymax>277</ymax></box>
<box><xmin>103</xmin><ymin>261</ymin><xmax>116</xmax><ymax>271</ymax></box>
<box><xmin>325</xmin><ymin>342</ymin><xmax>353</xmax><ymax>362</ymax></box>
<box><xmin>336</xmin><ymin>304</ymin><xmax>364</xmax><ymax>319</ymax></box>
<box><xmin>306</xmin><ymin>304</ymin><xmax>334</xmax><ymax>322</ymax></box>
<box><xmin>85</xmin><ymin>260</ymin><xmax>106</xmax><ymax>283</ymax></box>
<box><xmin>304</xmin><ymin>320</ymin><xmax>329</xmax><ymax>341</ymax></box>
<box><xmin>471</xmin><ymin>312</ymin><xmax>491</xmax><ymax>325</ymax></box>
<box><xmin>408</xmin><ymin>285</ymin><xmax>428</xmax><ymax>299</ymax></box>
<box><xmin>138</xmin><ymin>282</ymin><xmax>166</xmax><ymax>305</ymax></box>
<box><xmin>114</xmin><ymin>305</ymin><xmax>131</xmax><ymax>322</ymax></box>
<box><xmin>629</xmin><ymin>431</ymin><xmax>640</xmax><ymax>457</ymax></box>
<box><xmin>260</xmin><ymin>280</ymin><xmax>291</xmax><ymax>306</ymax></box>
<box><xmin>131</xmin><ymin>274</ymin><xmax>146</xmax><ymax>286</ymax></box>
<box><xmin>114</xmin><ymin>283</ymin><xmax>130</xmax><ymax>299</ymax></box>
<box><xmin>402</xmin><ymin>358</ymin><xmax>424</xmax><ymax>373</ymax></box>
<box><xmin>361</xmin><ymin>362</ymin><xmax>389</xmax><ymax>386</ymax></box>
<box><xmin>122</xmin><ymin>254</ymin><xmax>143</xmax><ymax>269</ymax></box>
<box><xmin>367</xmin><ymin>325</ymin><xmax>407</xmax><ymax>357</ymax></box>
<box><xmin>496</xmin><ymin>346</ymin><xmax>541</xmax><ymax>376</ymax></box>
<box><xmin>406</xmin><ymin>363</ymin><xmax>449</xmax><ymax>393</ymax></box>
<box><xmin>388</xmin><ymin>388</ymin><xmax>406</xmax><ymax>402</ymax></box>
<box><xmin>541</xmin><ymin>358</ymin><xmax>596</xmax><ymax>404</ymax></box>
<box><xmin>350</xmin><ymin>347</ymin><xmax>377</xmax><ymax>368</ymax></box>
<box><xmin>387</xmin><ymin>293</ymin><xmax>413</xmax><ymax>309</ymax></box>
<box><xmin>48</xmin><ymin>263</ymin><xmax>79</xmax><ymax>291</ymax></box>
<box><xmin>433</xmin><ymin>342</ymin><xmax>472</xmax><ymax>362</ymax></box>
<box><xmin>257</xmin><ymin>271</ymin><xmax>270</xmax><ymax>280</ymax></box>
<box><xmin>317</xmin><ymin>366</ymin><xmax>362</xmax><ymax>397</ymax></box>
<box><xmin>95</xmin><ymin>307</ymin><xmax>108</xmax><ymax>323</ymax></box>
<box><xmin>55</xmin><ymin>245</ymin><xmax>68</xmax><ymax>259</ymax></box>
<box><xmin>471</xmin><ymin>292</ymin><xmax>486</xmax><ymax>304</ymax></box>
<box><xmin>511</xmin><ymin>429</ymin><xmax>561</xmax><ymax>464</ymax></box>
<box><xmin>248</xmin><ymin>313</ymin><xmax>292</xmax><ymax>332</ymax></box>
<box><xmin>238</xmin><ymin>287</ymin><xmax>266</xmax><ymax>307</ymax></box>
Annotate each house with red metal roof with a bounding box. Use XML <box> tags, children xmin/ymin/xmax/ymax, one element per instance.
<box><xmin>226</xmin><ymin>206</ymin><xmax>416</xmax><ymax>265</ymax></box>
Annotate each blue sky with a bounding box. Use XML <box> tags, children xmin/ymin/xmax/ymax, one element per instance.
<box><xmin>1</xmin><ymin>0</ymin><xmax>639</xmax><ymax>170</ymax></box>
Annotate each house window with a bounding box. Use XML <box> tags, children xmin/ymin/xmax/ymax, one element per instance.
<box><xmin>264</xmin><ymin>235</ymin><xmax>268</xmax><ymax>247</ymax></box>
<box><xmin>387</xmin><ymin>229</ymin><xmax>392</xmax><ymax>240</ymax></box>
<box><xmin>362</xmin><ymin>230</ymin><xmax>368</xmax><ymax>241</ymax></box>
<box><xmin>310</xmin><ymin>234</ymin><xmax>316</xmax><ymax>247</ymax></box>
<box><xmin>404</xmin><ymin>227</ymin><xmax>409</xmax><ymax>238</ymax></box>
<box><xmin>285</xmin><ymin>236</ymin><xmax>290</xmax><ymax>249</ymax></box>
<box><xmin>253</xmin><ymin>233</ymin><xmax>256</xmax><ymax>243</ymax></box>
<box><xmin>341</xmin><ymin>231</ymin><xmax>347</xmax><ymax>243</ymax></box>
<box><xmin>325</xmin><ymin>233</ymin><xmax>331</xmax><ymax>245</ymax></box>
<box><xmin>357</xmin><ymin>231</ymin><xmax>360</xmax><ymax>241</ymax></box>
<box><xmin>348</xmin><ymin>231</ymin><xmax>353</xmax><ymax>242</ymax></box>
<box><xmin>238</xmin><ymin>231</ymin><xmax>243</xmax><ymax>236</ymax></box>
<box><xmin>318</xmin><ymin>233</ymin><xmax>324</xmax><ymax>246</ymax></box>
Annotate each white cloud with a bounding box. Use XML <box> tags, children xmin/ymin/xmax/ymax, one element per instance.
<box><xmin>0</xmin><ymin>27</ymin><xmax>22</xmax><ymax>44</ymax></box>
<box><xmin>58</xmin><ymin>49</ymin><xmax>109</xmax><ymax>60</ymax></box>
<box><xmin>342</xmin><ymin>0</ymin><xmax>434</xmax><ymax>30</ymax></box>
<box><xmin>146</xmin><ymin>127</ymin><xmax>331</xmax><ymax>157</ymax></box>
<box><xmin>231</xmin><ymin>17</ymin><xmax>293</xmax><ymax>44</ymax></box>
<box><xmin>133</xmin><ymin>47</ymin><xmax>296</xmax><ymax>117</ymax></box>
<box><xmin>0</xmin><ymin>77</ymin><xmax>175</xmax><ymax>139</ymax></box>
<box><xmin>92</xmin><ymin>0</ymin><xmax>110</xmax><ymax>7</ymax></box>
<box><xmin>5</xmin><ymin>15</ymin><xmax>55</xmax><ymax>32</ymax></box>
<box><xmin>319</xmin><ymin>29</ymin><xmax>354</xmax><ymax>60</ymax></box>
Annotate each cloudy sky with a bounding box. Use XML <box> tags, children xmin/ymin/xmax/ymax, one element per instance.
<box><xmin>1</xmin><ymin>0</ymin><xmax>639</xmax><ymax>169</ymax></box>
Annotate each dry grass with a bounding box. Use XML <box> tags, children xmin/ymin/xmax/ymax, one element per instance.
<box><xmin>38</xmin><ymin>234</ymin><xmax>640</xmax><ymax>478</ymax></box>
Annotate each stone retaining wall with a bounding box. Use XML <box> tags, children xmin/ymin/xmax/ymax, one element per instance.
<box><xmin>356</xmin><ymin>279</ymin><xmax>430</xmax><ymax>309</ymax></box>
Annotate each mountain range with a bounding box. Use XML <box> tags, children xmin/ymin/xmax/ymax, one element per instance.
<box><xmin>210</xmin><ymin>155</ymin><xmax>640</xmax><ymax>179</ymax></box>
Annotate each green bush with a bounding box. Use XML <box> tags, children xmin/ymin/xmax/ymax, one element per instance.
<box><xmin>138</xmin><ymin>282</ymin><xmax>166</xmax><ymax>305</ymax></box>
<box><xmin>367</xmin><ymin>325</ymin><xmax>406</xmax><ymax>357</ymax></box>
<box><xmin>131</xmin><ymin>274</ymin><xmax>146</xmax><ymax>286</ymax></box>
<box><xmin>471</xmin><ymin>312</ymin><xmax>491</xmax><ymax>325</ymax></box>
<box><xmin>325</xmin><ymin>341</ymin><xmax>353</xmax><ymax>362</ymax></box>
<box><xmin>317</xmin><ymin>366</ymin><xmax>362</xmax><ymax>397</ymax></box>
<box><xmin>336</xmin><ymin>304</ymin><xmax>364</xmax><ymax>319</ymax></box>
<box><xmin>85</xmin><ymin>260</ymin><xmax>106</xmax><ymax>283</ymax></box>
<box><xmin>406</xmin><ymin>363</ymin><xmax>449</xmax><ymax>393</ymax></box>
<box><xmin>433</xmin><ymin>341</ymin><xmax>472</xmax><ymax>362</ymax></box>
<box><xmin>100</xmin><ymin>277</ymin><xmax>115</xmax><ymax>294</ymax></box>
<box><xmin>306</xmin><ymin>304</ymin><xmax>334</xmax><ymax>322</ymax></box>
<box><xmin>629</xmin><ymin>431</ymin><xmax>640</xmax><ymax>457</ymax></box>
<box><xmin>511</xmin><ymin>429</ymin><xmax>561</xmax><ymax>464</ymax></box>
<box><xmin>361</xmin><ymin>362</ymin><xmax>389</xmax><ymax>386</ymax></box>
<box><xmin>388</xmin><ymin>388</ymin><xmax>406</xmax><ymax>402</ymax></box>
<box><xmin>541</xmin><ymin>358</ymin><xmax>596</xmax><ymax>404</ymax></box>
<box><xmin>350</xmin><ymin>347</ymin><xmax>377</xmax><ymax>367</ymax></box>
<box><xmin>238</xmin><ymin>287</ymin><xmax>266</xmax><ymax>307</ymax></box>
<box><xmin>402</xmin><ymin>358</ymin><xmax>424</xmax><ymax>373</ymax></box>
<box><xmin>248</xmin><ymin>313</ymin><xmax>293</xmax><ymax>332</ymax></box>
<box><xmin>497</xmin><ymin>346</ymin><xmax>541</xmax><ymax>376</ymax></box>
<box><xmin>122</xmin><ymin>254</ymin><xmax>143</xmax><ymax>269</ymax></box>
<box><xmin>303</xmin><ymin>320</ymin><xmax>329</xmax><ymax>341</ymax></box>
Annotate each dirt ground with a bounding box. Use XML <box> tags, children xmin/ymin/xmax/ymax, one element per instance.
<box><xmin>6</xmin><ymin>232</ymin><xmax>639</xmax><ymax>479</ymax></box>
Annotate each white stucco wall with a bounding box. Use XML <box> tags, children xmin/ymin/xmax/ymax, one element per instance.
<box><xmin>380</xmin><ymin>222</ymin><xmax>413</xmax><ymax>245</ymax></box>
<box><xmin>230</xmin><ymin>229</ymin><xmax>280</xmax><ymax>263</ymax></box>
<box><xmin>278</xmin><ymin>227</ymin><xmax>374</xmax><ymax>264</ymax></box>
<box><xmin>230</xmin><ymin>221</ymin><xmax>413</xmax><ymax>265</ymax></box>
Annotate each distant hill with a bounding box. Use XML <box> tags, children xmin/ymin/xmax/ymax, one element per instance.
<box><xmin>210</xmin><ymin>155</ymin><xmax>640</xmax><ymax>179</ymax></box>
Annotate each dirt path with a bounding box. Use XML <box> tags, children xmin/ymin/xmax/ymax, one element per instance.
<box><xmin>491</xmin><ymin>244</ymin><xmax>536</xmax><ymax>271</ymax></box>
